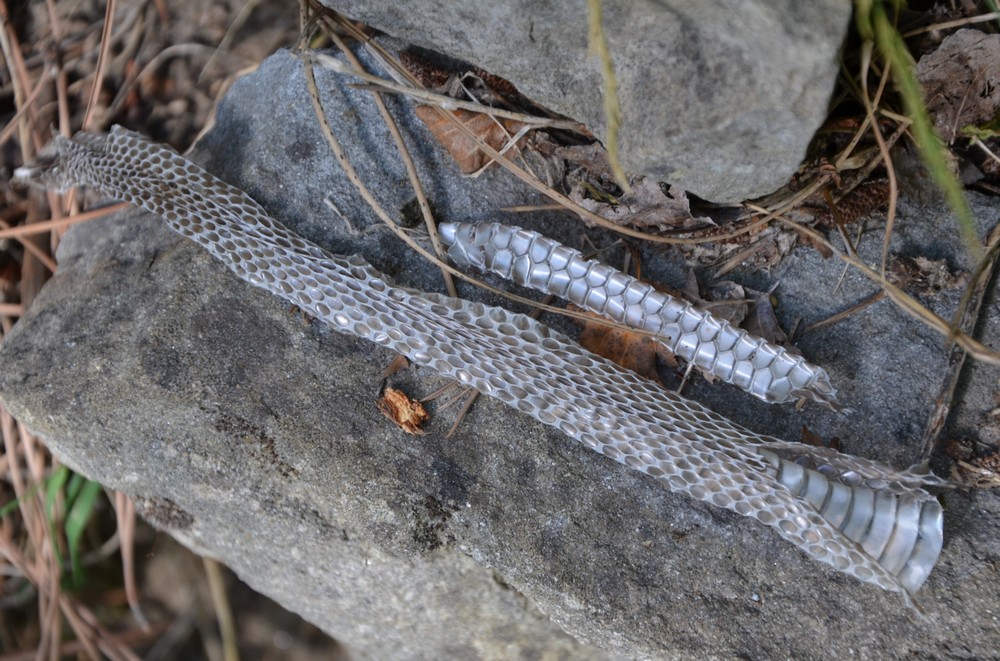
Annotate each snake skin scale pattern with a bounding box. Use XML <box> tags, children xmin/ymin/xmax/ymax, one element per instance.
<box><xmin>438</xmin><ymin>221</ymin><xmax>838</xmax><ymax>407</ymax></box>
<box><xmin>14</xmin><ymin>126</ymin><xmax>950</xmax><ymax>604</ymax></box>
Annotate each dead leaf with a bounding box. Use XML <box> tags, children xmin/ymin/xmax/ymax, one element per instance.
<box><xmin>916</xmin><ymin>29</ymin><xmax>1000</xmax><ymax>144</ymax></box>
<box><xmin>576</xmin><ymin>305</ymin><xmax>676</xmax><ymax>387</ymax></box>
<box><xmin>571</xmin><ymin>177</ymin><xmax>715</xmax><ymax>232</ymax></box>
<box><xmin>742</xmin><ymin>293</ymin><xmax>788</xmax><ymax>345</ymax></box>
<box><xmin>378</xmin><ymin>387</ymin><xmax>430</xmax><ymax>435</ymax></box>
<box><xmin>415</xmin><ymin>106</ymin><xmax>529</xmax><ymax>174</ymax></box>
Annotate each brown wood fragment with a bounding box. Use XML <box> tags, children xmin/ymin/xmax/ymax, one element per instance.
<box><xmin>378</xmin><ymin>387</ymin><xmax>430</xmax><ymax>435</ymax></box>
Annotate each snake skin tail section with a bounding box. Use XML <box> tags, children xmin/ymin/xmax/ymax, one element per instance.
<box><xmin>438</xmin><ymin>221</ymin><xmax>839</xmax><ymax>408</ymax></box>
<box><xmin>759</xmin><ymin>449</ymin><xmax>943</xmax><ymax>593</ymax></box>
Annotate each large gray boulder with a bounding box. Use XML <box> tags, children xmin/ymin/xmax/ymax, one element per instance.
<box><xmin>319</xmin><ymin>0</ymin><xmax>853</xmax><ymax>202</ymax></box>
<box><xmin>2</xmin><ymin>50</ymin><xmax>999</xmax><ymax>658</ymax></box>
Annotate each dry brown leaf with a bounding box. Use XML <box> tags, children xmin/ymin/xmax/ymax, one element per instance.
<box><xmin>576</xmin><ymin>308</ymin><xmax>676</xmax><ymax>387</ymax></box>
<box><xmin>571</xmin><ymin>177</ymin><xmax>715</xmax><ymax>232</ymax></box>
<box><xmin>414</xmin><ymin>106</ymin><xmax>529</xmax><ymax>174</ymax></box>
<box><xmin>742</xmin><ymin>293</ymin><xmax>788</xmax><ymax>345</ymax></box>
<box><xmin>572</xmin><ymin>278</ymin><xmax>681</xmax><ymax>388</ymax></box>
<box><xmin>378</xmin><ymin>387</ymin><xmax>430</xmax><ymax>435</ymax></box>
<box><xmin>916</xmin><ymin>29</ymin><xmax>1000</xmax><ymax>144</ymax></box>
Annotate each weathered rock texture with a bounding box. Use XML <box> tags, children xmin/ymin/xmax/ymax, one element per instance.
<box><xmin>320</xmin><ymin>0</ymin><xmax>852</xmax><ymax>202</ymax></box>
<box><xmin>2</xmin><ymin>50</ymin><xmax>999</xmax><ymax>659</ymax></box>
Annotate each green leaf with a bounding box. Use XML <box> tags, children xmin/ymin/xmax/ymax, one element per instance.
<box><xmin>961</xmin><ymin>108</ymin><xmax>1000</xmax><ymax>141</ymax></box>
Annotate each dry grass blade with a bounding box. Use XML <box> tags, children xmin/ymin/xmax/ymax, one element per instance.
<box><xmin>586</xmin><ymin>0</ymin><xmax>630</xmax><ymax>192</ymax></box>
<box><xmin>203</xmin><ymin>558</ymin><xmax>239</xmax><ymax>661</ymax></box>
<box><xmin>114</xmin><ymin>492</ymin><xmax>149</xmax><ymax>631</ymax></box>
<box><xmin>803</xmin><ymin>291</ymin><xmax>886</xmax><ymax>334</ymax></box>
<box><xmin>858</xmin><ymin>42</ymin><xmax>902</xmax><ymax>275</ymax></box>
<box><xmin>82</xmin><ymin>0</ymin><xmax>117</xmax><ymax>130</ymax></box>
<box><xmin>322</xmin><ymin>23</ymin><xmax>457</xmax><ymax>298</ymax></box>
<box><xmin>901</xmin><ymin>11</ymin><xmax>1000</xmax><ymax>37</ymax></box>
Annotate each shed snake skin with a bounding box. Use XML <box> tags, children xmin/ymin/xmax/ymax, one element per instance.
<box><xmin>14</xmin><ymin>126</ymin><xmax>949</xmax><ymax>604</ymax></box>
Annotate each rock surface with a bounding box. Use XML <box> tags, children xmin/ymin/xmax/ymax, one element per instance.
<box><xmin>2</xmin><ymin>50</ymin><xmax>1000</xmax><ymax>659</ymax></box>
<box><xmin>319</xmin><ymin>0</ymin><xmax>852</xmax><ymax>203</ymax></box>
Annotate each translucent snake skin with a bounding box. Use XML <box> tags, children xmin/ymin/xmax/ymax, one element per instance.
<box><xmin>14</xmin><ymin>126</ymin><xmax>949</xmax><ymax>605</ymax></box>
<box><xmin>438</xmin><ymin>221</ymin><xmax>838</xmax><ymax>407</ymax></box>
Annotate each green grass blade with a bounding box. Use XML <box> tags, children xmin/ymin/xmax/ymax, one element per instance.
<box><xmin>65</xmin><ymin>479</ymin><xmax>102</xmax><ymax>588</ymax></box>
<box><xmin>44</xmin><ymin>465</ymin><xmax>69</xmax><ymax>520</ymax></box>
<box><xmin>871</xmin><ymin>3</ymin><xmax>982</xmax><ymax>260</ymax></box>
<box><xmin>0</xmin><ymin>481</ymin><xmax>42</xmax><ymax>518</ymax></box>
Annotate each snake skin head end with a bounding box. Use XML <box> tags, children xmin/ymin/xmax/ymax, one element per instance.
<box><xmin>13</xmin><ymin>132</ymin><xmax>112</xmax><ymax>193</ymax></box>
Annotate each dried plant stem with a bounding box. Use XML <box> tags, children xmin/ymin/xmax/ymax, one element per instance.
<box><xmin>310</xmin><ymin>53</ymin><xmax>582</xmax><ymax>130</ymax></box>
<box><xmin>203</xmin><ymin>558</ymin><xmax>239</xmax><ymax>661</ymax></box>
<box><xmin>114</xmin><ymin>492</ymin><xmax>149</xmax><ymax>631</ymax></box>
<box><xmin>587</xmin><ymin>0</ymin><xmax>630</xmax><ymax>191</ymax></box>
<box><xmin>901</xmin><ymin>11</ymin><xmax>1000</xmax><ymax>37</ymax></box>
<box><xmin>324</xmin><ymin>31</ymin><xmax>457</xmax><ymax>298</ymax></box>
<box><xmin>858</xmin><ymin>41</ymin><xmax>902</xmax><ymax>276</ymax></box>
<box><xmin>919</xmin><ymin>222</ymin><xmax>1000</xmax><ymax>459</ymax></box>
<box><xmin>803</xmin><ymin>291</ymin><xmax>886</xmax><ymax>334</ymax></box>
<box><xmin>0</xmin><ymin>203</ymin><xmax>128</xmax><ymax>241</ymax></box>
<box><xmin>758</xmin><ymin>206</ymin><xmax>1000</xmax><ymax>364</ymax></box>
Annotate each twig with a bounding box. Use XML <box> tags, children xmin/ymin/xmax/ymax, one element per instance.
<box><xmin>82</xmin><ymin>0</ymin><xmax>117</xmax><ymax>130</ymax></box>
<box><xmin>311</xmin><ymin>52</ymin><xmax>583</xmax><ymax>130</ymax></box>
<box><xmin>919</xmin><ymin>221</ymin><xmax>1000</xmax><ymax>460</ymax></box>
<box><xmin>0</xmin><ymin>203</ymin><xmax>128</xmax><ymax>241</ymax></box>
<box><xmin>323</xmin><ymin>30</ymin><xmax>457</xmax><ymax>298</ymax></box>
<box><xmin>802</xmin><ymin>290</ymin><xmax>886</xmax><ymax>334</ymax></box>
